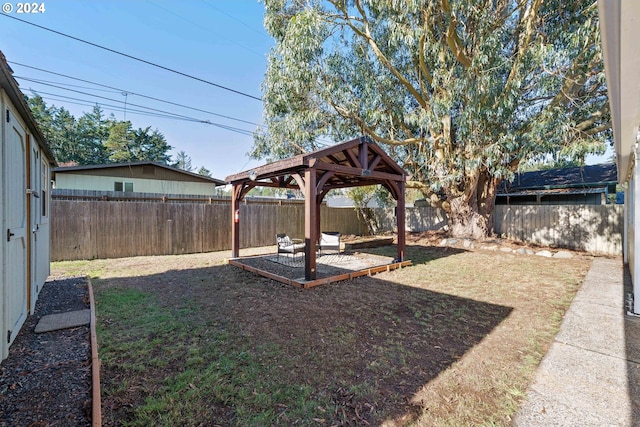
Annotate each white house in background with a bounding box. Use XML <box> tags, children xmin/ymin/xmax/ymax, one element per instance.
<box><xmin>598</xmin><ymin>0</ymin><xmax>640</xmax><ymax>314</ymax></box>
<box><xmin>0</xmin><ymin>50</ymin><xmax>56</xmax><ymax>361</ymax></box>
<box><xmin>325</xmin><ymin>195</ymin><xmax>384</xmax><ymax>208</ymax></box>
<box><xmin>53</xmin><ymin>162</ymin><xmax>226</xmax><ymax>196</ymax></box>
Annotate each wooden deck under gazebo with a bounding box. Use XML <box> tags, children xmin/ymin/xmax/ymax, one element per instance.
<box><xmin>225</xmin><ymin>136</ymin><xmax>411</xmax><ymax>286</ymax></box>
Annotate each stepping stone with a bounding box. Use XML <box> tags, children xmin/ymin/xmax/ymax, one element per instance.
<box><xmin>34</xmin><ymin>309</ymin><xmax>90</xmax><ymax>333</ymax></box>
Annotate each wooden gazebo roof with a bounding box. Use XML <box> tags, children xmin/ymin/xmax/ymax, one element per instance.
<box><xmin>226</xmin><ymin>136</ymin><xmax>407</xmax><ymax>198</ymax></box>
<box><xmin>226</xmin><ymin>136</ymin><xmax>408</xmax><ymax>282</ymax></box>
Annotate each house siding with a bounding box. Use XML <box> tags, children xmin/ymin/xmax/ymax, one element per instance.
<box><xmin>55</xmin><ymin>173</ymin><xmax>218</xmax><ymax>196</ymax></box>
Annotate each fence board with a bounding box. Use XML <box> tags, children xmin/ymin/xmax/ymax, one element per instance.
<box><xmin>493</xmin><ymin>204</ymin><xmax>623</xmax><ymax>255</ymax></box>
<box><xmin>51</xmin><ymin>191</ymin><xmax>623</xmax><ymax>260</ymax></box>
<box><xmin>51</xmin><ymin>198</ymin><xmax>366</xmax><ymax>261</ymax></box>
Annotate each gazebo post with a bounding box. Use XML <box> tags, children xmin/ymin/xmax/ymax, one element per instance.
<box><xmin>396</xmin><ymin>179</ymin><xmax>406</xmax><ymax>262</ymax></box>
<box><xmin>304</xmin><ymin>168</ymin><xmax>318</xmax><ymax>280</ymax></box>
<box><xmin>315</xmin><ymin>194</ymin><xmax>322</xmax><ymax>245</ymax></box>
<box><xmin>231</xmin><ymin>184</ymin><xmax>241</xmax><ymax>258</ymax></box>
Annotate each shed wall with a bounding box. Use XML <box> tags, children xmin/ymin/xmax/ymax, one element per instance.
<box><xmin>0</xmin><ymin>89</ymin><xmax>53</xmax><ymax>362</ymax></box>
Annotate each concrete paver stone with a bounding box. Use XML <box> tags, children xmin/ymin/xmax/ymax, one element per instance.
<box><xmin>34</xmin><ymin>309</ymin><xmax>91</xmax><ymax>333</ymax></box>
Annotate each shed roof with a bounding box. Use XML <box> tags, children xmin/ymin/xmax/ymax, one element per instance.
<box><xmin>499</xmin><ymin>163</ymin><xmax>617</xmax><ymax>194</ymax></box>
<box><xmin>54</xmin><ymin>161</ymin><xmax>226</xmax><ymax>186</ymax></box>
<box><xmin>0</xmin><ymin>50</ymin><xmax>56</xmax><ymax>165</ymax></box>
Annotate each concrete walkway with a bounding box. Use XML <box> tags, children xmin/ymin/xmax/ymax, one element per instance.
<box><xmin>514</xmin><ymin>257</ymin><xmax>640</xmax><ymax>426</ymax></box>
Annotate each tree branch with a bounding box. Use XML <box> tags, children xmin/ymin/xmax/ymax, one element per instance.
<box><xmin>575</xmin><ymin>102</ymin><xmax>610</xmax><ymax>132</ymax></box>
<box><xmin>442</xmin><ymin>0</ymin><xmax>472</xmax><ymax>68</ymax></box>
<box><xmin>501</xmin><ymin>0</ymin><xmax>543</xmax><ymax>97</ymax></box>
<box><xmin>333</xmin><ymin>0</ymin><xmax>429</xmax><ymax>109</ymax></box>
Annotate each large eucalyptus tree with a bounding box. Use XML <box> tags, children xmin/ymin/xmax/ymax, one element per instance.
<box><xmin>254</xmin><ymin>0</ymin><xmax>610</xmax><ymax>238</ymax></box>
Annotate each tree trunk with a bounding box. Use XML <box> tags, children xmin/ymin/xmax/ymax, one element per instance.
<box><xmin>446</xmin><ymin>169</ymin><xmax>499</xmax><ymax>240</ymax></box>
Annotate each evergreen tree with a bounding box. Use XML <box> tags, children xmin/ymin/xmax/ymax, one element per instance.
<box><xmin>197</xmin><ymin>166</ymin><xmax>212</xmax><ymax>177</ymax></box>
<box><xmin>131</xmin><ymin>127</ymin><xmax>172</xmax><ymax>164</ymax></box>
<box><xmin>174</xmin><ymin>151</ymin><xmax>194</xmax><ymax>171</ymax></box>
<box><xmin>25</xmin><ymin>95</ymin><xmax>175</xmax><ymax>166</ymax></box>
<box><xmin>104</xmin><ymin>121</ymin><xmax>134</xmax><ymax>163</ymax></box>
<box><xmin>76</xmin><ymin>105</ymin><xmax>109</xmax><ymax>164</ymax></box>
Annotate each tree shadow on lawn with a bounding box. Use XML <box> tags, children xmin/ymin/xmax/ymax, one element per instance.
<box><xmin>352</xmin><ymin>242</ymin><xmax>466</xmax><ymax>265</ymax></box>
<box><xmin>95</xmin><ymin>249</ymin><xmax>512</xmax><ymax>426</ymax></box>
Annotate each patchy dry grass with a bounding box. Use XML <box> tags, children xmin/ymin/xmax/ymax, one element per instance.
<box><xmin>51</xmin><ymin>240</ymin><xmax>590</xmax><ymax>426</ymax></box>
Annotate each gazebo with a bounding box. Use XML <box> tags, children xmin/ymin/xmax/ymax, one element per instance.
<box><xmin>226</xmin><ymin>136</ymin><xmax>409</xmax><ymax>284</ymax></box>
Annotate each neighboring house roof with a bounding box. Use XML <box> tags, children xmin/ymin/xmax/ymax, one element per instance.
<box><xmin>0</xmin><ymin>50</ymin><xmax>56</xmax><ymax>166</ymax></box>
<box><xmin>499</xmin><ymin>163</ymin><xmax>618</xmax><ymax>195</ymax></box>
<box><xmin>53</xmin><ymin>161</ymin><xmax>226</xmax><ymax>186</ymax></box>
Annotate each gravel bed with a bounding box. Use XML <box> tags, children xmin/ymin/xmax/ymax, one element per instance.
<box><xmin>0</xmin><ymin>276</ymin><xmax>91</xmax><ymax>427</ymax></box>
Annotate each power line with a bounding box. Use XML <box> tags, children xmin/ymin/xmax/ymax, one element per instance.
<box><xmin>32</xmin><ymin>89</ymin><xmax>257</xmax><ymax>137</ymax></box>
<box><xmin>28</xmin><ymin>77</ymin><xmax>333</xmax><ymax>146</ymax></box>
<box><xmin>32</xmin><ymin>90</ymin><xmax>202</xmax><ymax>122</ymax></box>
<box><xmin>26</xmin><ymin>80</ymin><xmax>212</xmax><ymax>123</ymax></box>
<box><xmin>200</xmin><ymin>0</ymin><xmax>272</xmax><ymax>40</ymax></box>
<box><xmin>11</xmin><ymin>64</ymin><xmax>262</xmax><ymax>127</ymax></box>
<box><xmin>1</xmin><ymin>13</ymin><xmax>263</xmax><ymax>101</ymax></box>
<box><xmin>146</xmin><ymin>0</ymin><xmax>265</xmax><ymax>57</ymax></box>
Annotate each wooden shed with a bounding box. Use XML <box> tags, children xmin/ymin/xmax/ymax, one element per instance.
<box><xmin>0</xmin><ymin>50</ymin><xmax>56</xmax><ymax>361</ymax></box>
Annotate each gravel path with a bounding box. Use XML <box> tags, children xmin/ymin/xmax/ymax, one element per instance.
<box><xmin>0</xmin><ymin>276</ymin><xmax>92</xmax><ymax>427</ymax></box>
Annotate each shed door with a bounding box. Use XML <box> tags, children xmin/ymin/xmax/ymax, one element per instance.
<box><xmin>29</xmin><ymin>157</ymin><xmax>50</xmax><ymax>313</ymax></box>
<box><xmin>5</xmin><ymin>115</ymin><xmax>27</xmax><ymax>347</ymax></box>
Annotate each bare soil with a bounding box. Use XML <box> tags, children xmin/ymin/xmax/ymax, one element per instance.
<box><xmin>2</xmin><ymin>232</ymin><xmax>592</xmax><ymax>426</ymax></box>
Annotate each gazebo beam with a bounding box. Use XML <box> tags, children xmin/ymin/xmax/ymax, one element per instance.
<box><xmin>315</xmin><ymin>161</ymin><xmax>403</xmax><ymax>182</ymax></box>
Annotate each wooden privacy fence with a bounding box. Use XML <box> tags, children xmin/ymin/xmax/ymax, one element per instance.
<box><xmin>372</xmin><ymin>204</ymin><xmax>623</xmax><ymax>256</ymax></box>
<box><xmin>51</xmin><ymin>199</ymin><xmax>368</xmax><ymax>261</ymax></box>
<box><xmin>493</xmin><ymin>204</ymin><xmax>623</xmax><ymax>255</ymax></box>
<box><xmin>51</xmin><ymin>191</ymin><xmax>624</xmax><ymax>260</ymax></box>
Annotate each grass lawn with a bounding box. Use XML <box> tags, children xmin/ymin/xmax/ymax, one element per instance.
<box><xmin>51</xmin><ymin>238</ymin><xmax>591</xmax><ymax>426</ymax></box>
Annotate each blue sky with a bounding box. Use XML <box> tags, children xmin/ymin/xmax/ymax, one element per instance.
<box><xmin>0</xmin><ymin>0</ymin><xmax>272</xmax><ymax>179</ymax></box>
<box><xmin>0</xmin><ymin>1</ymin><xmax>611</xmax><ymax>180</ymax></box>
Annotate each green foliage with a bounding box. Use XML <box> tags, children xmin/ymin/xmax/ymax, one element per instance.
<box><xmin>348</xmin><ymin>185</ymin><xmax>390</xmax><ymax>234</ymax></box>
<box><xmin>257</xmin><ymin>0</ymin><xmax>610</xmax><ymax>237</ymax></box>
<box><xmin>348</xmin><ymin>185</ymin><xmax>391</xmax><ymax>209</ymax></box>
<box><xmin>27</xmin><ymin>94</ymin><xmax>172</xmax><ymax>165</ymax></box>
<box><xmin>196</xmin><ymin>166</ymin><xmax>212</xmax><ymax>177</ymax></box>
<box><xmin>517</xmin><ymin>157</ymin><xmax>583</xmax><ymax>173</ymax></box>
<box><xmin>173</xmin><ymin>150</ymin><xmax>193</xmax><ymax>171</ymax></box>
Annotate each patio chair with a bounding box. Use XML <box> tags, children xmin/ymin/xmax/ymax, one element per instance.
<box><xmin>276</xmin><ymin>233</ymin><xmax>305</xmax><ymax>261</ymax></box>
<box><xmin>319</xmin><ymin>231</ymin><xmax>341</xmax><ymax>255</ymax></box>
